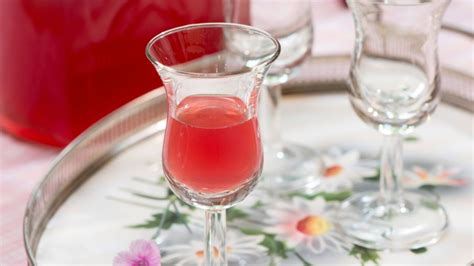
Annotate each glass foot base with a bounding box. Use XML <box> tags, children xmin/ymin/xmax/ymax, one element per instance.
<box><xmin>261</xmin><ymin>142</ymin><xmax>322</xmax><ymax>192</ymax></box>
<box><xmin>336</xmin><ymin>191</ymin><xmax>448</xmax><ymax>251</ymax></box>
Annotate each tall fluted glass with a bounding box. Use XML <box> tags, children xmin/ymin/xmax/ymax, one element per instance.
<box><xmin>337</xmin><ymin>0</ymin><xmax>451</xmax><ymax>251</ymax></box>
<box><xmin>146</xmin><ymin>23</ymin><xmax>280</xmax><ymax>265</ymax></box>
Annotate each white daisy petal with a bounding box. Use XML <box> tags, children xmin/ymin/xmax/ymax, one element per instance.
<box><xmin>308</xmin><ymin>197</ymin><xmax>326</xmax><ymax>213</ymax></box>
<box><xmin>263</xmin><ymin>196</ymin><xmax>345</xmax><ymax>255</ymax></box>
<box><xmin>230</xmin><ymin>249</ymin><xmax>265</xmax><ymax>257</ymax></box>
<box><xmin>324</xmin><ymin>234</ymin><xmax>347</xmax><ymax>252</ymax></box>
<box><xmin>231</xmin><ymin>235</ymin><xmax>265</xmax><ymax>246</ymax></box>
<box><xmin>176</xmin><ymin>256</ymin><xmax>202</xmax><ymax>266</ymax></box>
<box><xmin>161</xmin><ymin>252</ymin><xmax>195</xmax><ymax>263</ymax></box>
<box><xmin>354</xmin><ymin>166</ymin><xmax>378</xmax><ymax>178</ymax></box>
<box><xmin>265</xmin><ymin>209</ymin><xmax>296</xmax><ymax>222</ymax></box>
<box><xmin>322</xmin><ymin>154</ymin><xmax>336</xmax><ymax>166</ymax></box>
<box><xmin>339</xmin><ymin>150</ymin><xmax>360</xmax><ymax>165</ymax></box>
<box><xmin>307</xmin><ymin>237</ymin><xmax>326</xmax><ymax>254</ymax></box>
<box><xmin>278</xmin><ymin>233</ymin><xmax>304</xmax><ymax>248</ymax></box>
<box><xmin>161</xmin><ymin>245</ymin><xmax>195</xmax><ymax>252</ymax></box>
<box><xmin>265</xmin><ymin>224</ymin><xmax>291</xmax><ymax>235</ymax></box>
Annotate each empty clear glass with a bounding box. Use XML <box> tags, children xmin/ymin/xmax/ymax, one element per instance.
<box><xmin>337</xmin><ymin>0</ymin><xmax>451</xmax><ymax>250</ymax></box>
<box><xmin>146</xmin><ymin>23</ymin><xmax>280</xmax><ymax>265</ymax></box>
<box><xmin>226</xmin><ymin>0</ymin><xmax>321</xmax><ymax>192</ymax></box>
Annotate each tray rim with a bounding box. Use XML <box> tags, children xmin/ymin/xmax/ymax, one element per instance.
<box><xmin>23</xmin><ymin>89</ymin><xmax>167</xmax><ymax>265</ymax></box>
<box><xmin>284</xmin><ymin>54</ymin><xmax>474</xmax><ymax>112</ymax></box>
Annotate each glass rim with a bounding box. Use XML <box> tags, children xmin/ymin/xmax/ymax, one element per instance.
<box><xmin>145</xmin><ymin>22</ymin><xmax>281</xmax><ymax>78</ymax></box>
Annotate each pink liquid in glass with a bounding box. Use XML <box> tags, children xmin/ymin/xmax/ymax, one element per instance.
<box><xmin>163</xmin><ymin>95</ymin><xmax>262</xmax><ymax>194</ymax></box>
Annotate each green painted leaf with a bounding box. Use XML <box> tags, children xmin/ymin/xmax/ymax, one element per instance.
<box><xmin>251</xmin><ymin>200</ymin><xmax>264</xmax><ymax>209</ymax></box>
<box><xmin>239</xmin><ymin>228</ymin><xmax>290</xmax><ymax>259</ymax></box>
<box><xmin>410</xmin><ymin>247</ymin><xmax>428</xmax><ymax>254</ymax></box>
<box><xmin>349</xmin><ymin>245</ymin><xmax>380</xmax><ymax>266</ymax></box>
<box><xmin>320</xmin><ymin>191</ymin><xmax>352</xmax><ymax>201</ymax></box>
<box><xmin>288</xmin><ymin>191</ymin><xmax>352</xmax><ymax>202</ymax></box>
<box><xmin>227</xmin><ymin>208</ymin><xmax>248</xmax><ymax>221</ymax></box>
<box><xmin>130</xmin><ymin>211</ymin><xmax>188</xmax><ymax>229</ymax></box>
<box><xmin>363</xmin><ymin>169</ymin><xmax>380</xmax><ymax>182</ymax></box>
<box><xmin>420</xmin><ymin>199</ymin><xmax>440</xmax><ymax>210</ymax></box>
<box><xmin>404</xmin><ymin>136</ymin><xmax>419</xmax><ymax>142</ymax></box>
<box><xmin>260</xmin><ymin>235</ymin><xmax>289</xmax><ymax>259</ymax></box>
<box><xmin>287</xmin><ymin>191</ymin><xmax>313</xmax><ymax>200</ymax></box>
<box><xmin>294</xmin><ymin>251</ymin><xmax>313</xmax><ymax>266</ymax></box>
<box><xmin>240</xmin><ymin>227</ymin><xmax>265</xmax><ymax>235</ymax></box>
<box><xmin>158</xmin><ymin>176</ymin><xmax>166</xmax><ymax>185</ymax></box>
<box><xmin>175</xmin><ymin>197</ymin><xmax>195</xmax><ymax>209</ymax></box>
<box><xmin>420</xmin><ymin>184</ymin><xmax>436</xmax><ymax>191</ymax></box>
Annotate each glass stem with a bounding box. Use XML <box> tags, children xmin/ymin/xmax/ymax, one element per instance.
<box><xmin>260</xmin><ymin>84</ymin><xmax>283</xmax><ymax>151</ymax></box>
<box><xmin>379</xmin><ymin>134</ymin><xmax>403</xmax><ymax>204</ymax></box>
<box><xmin>205</xmin><ymin>209</ymin><xmax>226</xmax><ymax>266</ymax></box>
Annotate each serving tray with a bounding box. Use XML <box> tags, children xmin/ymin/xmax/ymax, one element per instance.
<box><xmin>24</xmin><ymin>56</ymin><xmax>473</xmax><ymax>265</ymax></box>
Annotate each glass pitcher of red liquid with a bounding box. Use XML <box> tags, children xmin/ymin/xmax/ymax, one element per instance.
<box><xmin>0</xmin><ymin>0</ymin><xmax>249</xmax><ymax>147</ymax></box>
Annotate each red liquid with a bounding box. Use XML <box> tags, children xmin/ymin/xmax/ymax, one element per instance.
<box><xmin>163</xmin><ymin>95</ymin><xmax>262</xmax><ymax>194</ymax></box>
<box><xmin>0</xmin><ymin>0</ymin><xmax>250</xmax><ymax>147</ymax></box>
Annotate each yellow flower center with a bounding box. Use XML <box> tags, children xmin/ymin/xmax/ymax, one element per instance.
<box><xmin>415</xmin><ymin>169</ymin><xmax>429</xmax><ymax>180</ymax></box>
<box><xmin>324</xmin><ymin>165</ymin><xmax>343</xmax><ymax>178</ymax></box>
<box><xmin>296</xmin><ymin>215</ymin><xmax>331</xmax><ymax>236</ymax></box>
<box><xmin>195</xmin><ymin>247</ymin><xmax>220</xmax><ymax>258</ymax></box>
<box><xmin>195</xmin><ymin>250</ymin><xmax>204</xmax><ymax>258</ymax></box>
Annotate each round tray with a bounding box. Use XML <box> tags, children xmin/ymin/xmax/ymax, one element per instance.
<box><xmin>24</xmin><ymin>57</ymin><xmax>473</xmax><ymax>265</ymax></box>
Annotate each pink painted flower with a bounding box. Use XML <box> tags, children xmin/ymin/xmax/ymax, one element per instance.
<box><xmin>113</xmin><ymin>240</ymin><xmax>161</xmax><ymax>266</ymax></box>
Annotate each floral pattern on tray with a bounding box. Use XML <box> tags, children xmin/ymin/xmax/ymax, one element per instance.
<box><xmin>111</xmin><ymin>146</ymin><xmax>468</xmax><ymax>266</ymax></box>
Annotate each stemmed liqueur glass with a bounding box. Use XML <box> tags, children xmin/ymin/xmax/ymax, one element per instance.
<box><xmin>146</xmin><ymin>23</ymin><xmax>280</xmax><ymax>265</ymax></box>
<box><xmin>337</xmin><ymin>0</ymin><xmax>451</xmax><ymax>250</ymax></box>
<box><xmin>226</xmin><ymin>0</ymin><xmax>320</xmax><ymax>191</ymax></box>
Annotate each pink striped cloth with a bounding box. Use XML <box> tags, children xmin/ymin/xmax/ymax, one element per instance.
<box><xmin>1</xmin><ymin>133</ymin><xmax>57</xmax><ymax>265</ymax></box>
<box><xmin>0</xmin><ymin>1</ymin><xmax>472</xmax><ymax>265</ymax></box>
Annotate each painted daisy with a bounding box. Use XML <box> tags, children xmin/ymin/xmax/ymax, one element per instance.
<box><xmin>160</xmin><ymin>231</ymin><xmax>266</xmax><ymax>266</ymax></box>
<box><xmin>403</xmin><ymin>165</ymin><xmax>465</xmax><ymax>188</ymax></box>
<box><xmin>264</xmin><ymin>197</ymin><xmax>349</xmax><ymax>254</ymax></box>
<box><xmin>319</xmin><ymin>149</ymin><xmax>377</xmax><ymax>192</ymax></box>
